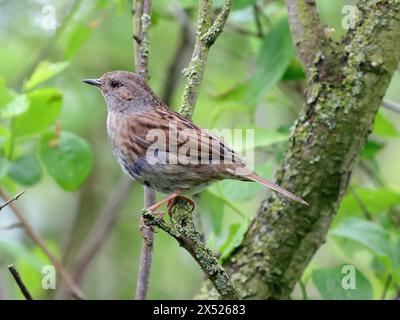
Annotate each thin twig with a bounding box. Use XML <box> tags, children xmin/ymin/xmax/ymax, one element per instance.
<box><xmin>135</xmin><ymin>186</ymin><xmax>155</xmax><ymax>300</ymax></box>
<box><xmin>0</xmin><ymin>188</ymin><xmax>85</xmax><ymax>300</ymax></box>
<box><xmin>133</xmin><ymin>0</ymin><xmax>152</xmax><ymax>79</ymax></box>
<box><xmin>299</xmin><ymin>279</ymin><xmax>308</xmax><ymax>300</ymax></box>
<box><xmin>8</xmin><ymin>264</ymin><xmax>33</xmax><ymax>300</ymax></box>
<box><xmin>143</xmin><ymin>199</ymin><xmax>240</xmax><ymax>300</ymax></box>
<box><xmin>382</xmin><ymin>100</ymin><xmax>400</xmax><ymax>113</ymax></box>
<box><xmin>253</xmin><ymin>5</ymin><xmax>264</xmax><ymax>37</ymax></box>
<box><xmin>133</xmin><ymin>0</ymin><xmax>155</xmax><ymax>301</ymax></box>
<box><xmin>0</xmin><ymin>191</ymin><xmax>25</xmax><ymax>212</ymax></box>
<box><xmin>350</xmin><ymin>186</ymin><xmax>373</xmax><ymax>220</ymax></box>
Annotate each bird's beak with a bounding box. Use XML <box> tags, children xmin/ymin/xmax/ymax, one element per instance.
<box><xmin>83</xmin><ymin>79</ymin><xmax>101</xmax><ymax>87</ymax></box>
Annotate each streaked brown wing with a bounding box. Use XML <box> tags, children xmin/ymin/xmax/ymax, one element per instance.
<box><xmin>126</xmin><ymin>106</ymin><xmax>245</xmax><ymax>167</ymax></box>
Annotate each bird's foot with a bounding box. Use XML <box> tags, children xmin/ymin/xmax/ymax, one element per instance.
<box><xmin>167</xmin><ymin>195</ymin><xmax>195</xmax><ymax>216</ymax></box>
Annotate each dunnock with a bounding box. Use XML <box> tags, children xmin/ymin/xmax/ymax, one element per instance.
<box><xmin>83</xmin><ymin>71</ymin><xmax>308</xmax><ymax>211</ymax></box>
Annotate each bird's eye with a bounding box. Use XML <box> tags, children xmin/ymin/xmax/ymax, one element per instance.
<box><xmin>110</xmin><ymin>79</ymin><xmax>121</xmax><ymax>88</ymax></box>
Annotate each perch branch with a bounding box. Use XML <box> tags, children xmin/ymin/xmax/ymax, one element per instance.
<box><xmin>133</xmin><ymin>0</ymin><xmax>155</xmax><ymax>301</ymax></box>
<box><xmin>143</xmin><ymin>199</ymin><xmax>239</xmax><ymax>300</ymax></box>
<box><xmin>8</xmin><ymin>264</ymin><xmax>33</xmax><ymax>300</ymax></box>
<box><xmin>0</xmin><ymin>188</ymin><xmax>85</xmax><ymax>300</ymax></box>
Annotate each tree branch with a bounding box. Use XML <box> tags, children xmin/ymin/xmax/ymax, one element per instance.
<box><xmin>143</xmin><ymin>199</ymin><xmax>239</xmax><ymax>300</ymax></box>
<box><xmin>199</xmin><ymin>0</ymin><xmax>400</xmax><ymax>299</ymax></box>
<box><xmin>8</xmin><ymin>264</ymin><xmax>33</xmax><ymax>300</ymax></box>
<box><xmin>0</xmin><ymin>188</ymin><xmax>85</xmax><ymax>300</ymax></box>
<box><xmin>180</xmin><ymin>0</ymin><xmax>232</xmax><ymax>119</ymax></box>
<box><xmin>133</xmin><ymin>0</ymin><xmax>155</xmax><ymax>301</ymax></box>
<box><xmin>285</xmin><ymin>0</ymin><xmax>332</xmax><ymax>74</ymax></box>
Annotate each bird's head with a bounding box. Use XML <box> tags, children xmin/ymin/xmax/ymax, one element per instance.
<box><xmin>83</xmin><ymin>71</ymin><xmax>158</xmax><ymax>113</ymax></box>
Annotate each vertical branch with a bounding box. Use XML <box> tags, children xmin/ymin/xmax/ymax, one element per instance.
<box><xmin>0</xmin><ymin>188</ymin><xmax>85</xmax><ymax>300</ymax></box>
<box><xmin>180</xmin><ymin>0</ymin><xmax>232</xmax><ymax>119</ymax></box>
<box><xmin>132</xmin><ymin>0</ymin><xmax>154</xmax><ymax>300</ymax></box>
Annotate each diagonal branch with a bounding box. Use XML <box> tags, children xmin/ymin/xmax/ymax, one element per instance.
<box><xmin>0</xmin><ymin>191</ymin><xmax>25</xmax><ymax>212</ymax></box>
<box><xmin>73</xmin><ymin>177</ymin><xmax>133</xmax><ymax>284</ymax></box>
<box><xmin>285</xmin><ymin>0</ymin><xmax>332</xmax><ymax>74</ymax></box>
<box><xmin>143</xmin><ymin>200</ymin><xmax>239</xmax><ymax>300</ymax></box>
<box><xmin>0</xmin><ymin>188</ymin><xmax>85</xmax><ymax>299</ymax></box>
<box><xmin>8</xmin><ymin>264</ymin><xmax>33</xmax><ymax>300</ymax></box>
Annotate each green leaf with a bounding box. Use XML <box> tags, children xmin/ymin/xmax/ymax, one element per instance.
<box><xmin>0</xmin><ymin>127</ymin><xmax>11</xmax><ymax>154</ymax></box>
<box><xmin>282</xmin><ymin>58</ymin><xmax>306</xmax><ymax>81</ymax></box>
<box><xmin>214</xmin><ymin>126</ymin><xmax>288</xmax><ymax>153</ymax></box>
<box><xmin>12</xmin><ymin>88</ymin><xmax>63</xmax><ymax>139</ymax></box>
<box><xmin>219</xmin><ymin>222</ymin><xmax>249</xmax><ymax>262</ymax></box>
<box><xmin>338</xmin><ymin>187</ymin><xmax>400</xmax><ymax>217</ymax></box>
<box><xmin>361</xmin><ymin>140</ymin><xmax>384</xmax><ymax>159</ymax></box>
<box><xmin>0</xmin><ymin>94</ymin><xmax>30</xmax><ymax>118</ymax></box>
<box><xmin>312</xmin><ymin>266</ymin><xmax>373</xmax><ymax>300</ymax></box>
<box><xmin>246</xmin><ymin>16</ymin><xmax>294</xmax><ymax>104</ymax></box>
<box><xmin>373</xmin><ymin>112</ymin><xmax>399</xmax><ymax>137</ymax></box>
<box><xmin>0</xmin><ymin>77</ymin><xmax>17</xmax><ymax>108</ymax></box>
<box><xmin>8</xmin><ymin>154</ymin><xmax>42</xmax><ymax>186</ymax></box>
<box><xmin>199</xmin><ymin>190</ymin><xmax>225</xmax><ymax>235</ymax></box>
<box><xmin>331</xmin><ymin>217</ymin><xmax>392</xmax><ymax>257</ymax></box>
<box><xmin>39</xmin><ymin>131</ymin><xmax>93</xmax><ymax>191</ymax></box>
<box><xmin>24</xmin><ymin>61</ymin><xmax>69</xmax><ymax>91</ymax></box>
<box><xmin>232</xmin><ymin>0</ymin><xmax>258</xmax><ymax>11</ymax></box>
<box><xmin>65</xmin><ymin>24</ymin><xmax>92</xmax><ymax>59</ymax></box>
<box><xmin>251</xmin><ymin>127</ymin><xmax>289</xmax><ymax>149</ymax></box>
<box><xmin>210</xmin><ymin>162</ymin><xmax>272</xmax><ymax>201</ymax></box>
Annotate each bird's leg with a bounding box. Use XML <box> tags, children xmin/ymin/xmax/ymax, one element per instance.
<box><xmin>145</xmin><ymin>191</ymin><xmax>180</xmax><ymax>212</ymax></box>
<box><xmin>167</xmin><ymin>195</ymin><xmax>195</xmax><ymax>216</ymax></box>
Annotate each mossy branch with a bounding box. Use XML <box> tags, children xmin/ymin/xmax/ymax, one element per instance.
<box><xmin>180</xmin><ymin>0</ymin><xmax>232</xmax><ymax>119</ymax></box>
<box><xmin>143</xmin><ymin>199</ymin><xmax>240</xmax><ymax>300</ymax></box>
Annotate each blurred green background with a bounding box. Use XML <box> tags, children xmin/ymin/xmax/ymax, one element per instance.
<box><xmin>0</xmin><ymin>0</ymin><xmax>399</xmax><ymax>300</ymax></box>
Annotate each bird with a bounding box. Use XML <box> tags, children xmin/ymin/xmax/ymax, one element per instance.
<box><xmin>83</xmin><ymin>71</ymin><xmax>308</xmax><ymax>213</ymax></box>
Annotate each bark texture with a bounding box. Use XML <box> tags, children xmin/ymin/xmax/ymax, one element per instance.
<box><xmin>199</xmin><ymin>0</ymin><xmax>400</xmax><ymax>299</ymax></box>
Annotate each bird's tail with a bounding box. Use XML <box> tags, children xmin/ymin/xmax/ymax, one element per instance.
<box><xmin>246</xmin><ymin>172</ymin><xmax>309</xmax><ymax>206</ymax></box>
